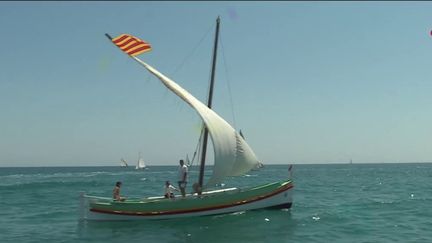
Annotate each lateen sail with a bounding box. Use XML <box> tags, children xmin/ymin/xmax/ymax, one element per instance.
<box><xmin>131</xmin><ymin>56</ymin><xmax>259</xmax><ymax>186</ymax></box>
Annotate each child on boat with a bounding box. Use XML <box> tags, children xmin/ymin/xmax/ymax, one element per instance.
<box><xmin>164</xmin><ymin>181</ymin><xmax>178</xmax><ymax>199</ymax></box>
<box><xmin>113</xmin><ymin>181</ymin><xmax>126</xmax><ymax>201</ymax></box>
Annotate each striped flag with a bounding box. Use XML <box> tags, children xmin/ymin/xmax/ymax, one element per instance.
<box><xmin>111</xmin><ymin>34</ymin><xmax>151</xmax><ymax>56</ymax></box>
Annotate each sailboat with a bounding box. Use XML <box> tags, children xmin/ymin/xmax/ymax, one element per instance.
<box><xmin>120</xmin><ymin>158</ymin><xmax>128</xmax><ymax>167</ymax></box>
<box><xmin>135</xmin><ymin>152</ymin><xmax>146</xmax><ymax>170</ymax></box>
<box><xmin>80</xmin><ymin>17</ymin><xmax>293</xmax><ymax>220</ymax></box>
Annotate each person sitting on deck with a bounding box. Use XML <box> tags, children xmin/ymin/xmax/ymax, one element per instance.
<box><xmin>113</xmin><ymin>181</ymin><xmax>126</xmax><ymax>201</ymax></box>
<box><xmin>164</xmin><ymin>181</ymin><xmax>178</xmax><ymax>199</ymax></box>
<box><xmin>193</xmin><ymin>182</ymin><xmax>202</xmax><ymax>196</ymax></box>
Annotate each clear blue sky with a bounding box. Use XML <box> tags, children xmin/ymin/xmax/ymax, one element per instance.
<box><xmin>1</xmin><ymin>2</ymin><xmax>431</xmax><ymax>167</ymax></box>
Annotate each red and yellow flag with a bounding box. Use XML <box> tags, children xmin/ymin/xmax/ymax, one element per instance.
<box><xmin>111</xmin><ymin>34</ymin><xmax>152</xmax><ymax>56</ymax></box>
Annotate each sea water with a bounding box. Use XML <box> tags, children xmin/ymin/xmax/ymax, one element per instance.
<box><xmin>1</xmin><ymin>164</ymin><xmax>431</xmax><ymax>243</ymax></box>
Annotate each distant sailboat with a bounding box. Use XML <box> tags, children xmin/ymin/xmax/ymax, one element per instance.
<box><xmin>135</xmin><ymin>153</ymin><xmax>146</xmax><ymax>170</ymax></box>
<box><xmin>120</xmin><ymin>158</ymin><xmax>128</xmax><ymax>167</ymax></box>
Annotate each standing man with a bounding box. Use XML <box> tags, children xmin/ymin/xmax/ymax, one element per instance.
<box><xmin>178</xmin><ymin>159</ymin><xmax>188</xmax><ymax>198</ymax></box>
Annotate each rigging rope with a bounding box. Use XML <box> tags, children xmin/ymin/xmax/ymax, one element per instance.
<box><xmin>219</xmin><ymin>32</ymin><xmax>237</xmax><ymax>130</ymax></box>
<box><xmin>164</xmin><ymin>22</ymin><xmax>214</xmax><ymax>170</ymax></box>
<box><xmin>187</xmin><ymin>126</ymin><xmax>204</xmax><ymax>167</ymax></box>
<box><xmin>171</xmin><ymin>24</ymin><xmax>214</xmax><ymax>76</ymax></box>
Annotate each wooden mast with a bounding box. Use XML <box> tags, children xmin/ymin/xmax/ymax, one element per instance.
<box><xmin>198</xmin><ymin>16</ymin><xmax>220</xmax><ymax>191</ymax></box>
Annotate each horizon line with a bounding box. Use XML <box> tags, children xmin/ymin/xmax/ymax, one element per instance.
<box><xmin>1</xmin><ymin>161</ymin><xmax>431</xmax><ymax>168</ymax></box>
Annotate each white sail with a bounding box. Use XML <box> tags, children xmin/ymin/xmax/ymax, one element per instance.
<box><xmin>136</xmin><ymin>153</ymin><xmax>146</xmax><ymax>169</ymax></box>
<box><xmin>120</xmin><ymin>158</ymin><xmax>128</xmax><ymax>167</ymax></box>
<box><xmin>139</xmin><ymin>158</ymin><xmax>145</xmax><ymax>168</ymax></box>
<box><xmin>132</xmin><ymin>57</ymin><xmax>260</xmax><ymax>186</ymax></box>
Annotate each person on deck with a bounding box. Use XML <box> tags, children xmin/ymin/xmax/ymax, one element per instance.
<box><xmin>178</xmin><ymin>159</ymin><xmax>188</xmax><ymax>198</ymax></box>
<box><xmin>164</xmin><ymin>181</ymin><xmax>178</xmax><ymax>199</ymax></box>
<box><xmin>193</xmin><ymin>182</ymin><xmax>202</xmax><ymax>196</ymax></box>
<box><xmin>113</xmin><ymin>181</ymin><xmax>126</xmax><ymax>201</ymax></box>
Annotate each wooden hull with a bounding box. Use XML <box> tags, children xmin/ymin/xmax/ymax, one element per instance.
<box><xmin>80</xmin><ymin>180</ymin><xmax>293</xmax><ymax>220</ymax></box>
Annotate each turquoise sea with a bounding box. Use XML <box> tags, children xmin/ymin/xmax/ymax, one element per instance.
<box><xmin>1</xmin><ymin>163</ymin><xmax>431</xmax><ymax>243</ymax></box>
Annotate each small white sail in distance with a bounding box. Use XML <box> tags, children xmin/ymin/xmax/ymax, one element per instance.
<box><xmin>120</xmin><ymin>158</ymin><xmax>128</xmax><ymax>167</ymax></box>
<box><xmin>107</xmin><ymin>33</ymin><xmax>260</xmax><ymax>186</ymax></box>
<box><xmin>136</xmin><ymin>153</ymin><xmax>146</xmax><ymax>169</ymax></box>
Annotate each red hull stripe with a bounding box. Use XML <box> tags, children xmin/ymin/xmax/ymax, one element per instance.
<box><xmin>90</xmin><ymin>183</ymin><xmax>293</xmax><ymax>217</ymax></box>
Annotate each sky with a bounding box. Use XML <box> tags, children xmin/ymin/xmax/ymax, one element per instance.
<box><xmin>0</xmin><ymin>1</ymin><xmax>431</xmax><ymax>167</ymax></box>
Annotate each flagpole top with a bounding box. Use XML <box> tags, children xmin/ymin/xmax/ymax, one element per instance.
<box><xmin>105</xmin><ymin>33</ymin><xmax>113</xmax><ymax>40</ymax></box>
